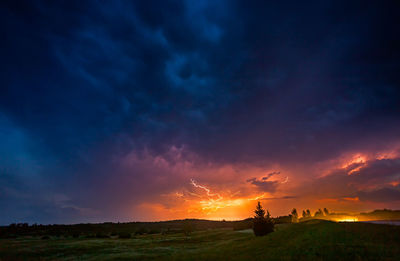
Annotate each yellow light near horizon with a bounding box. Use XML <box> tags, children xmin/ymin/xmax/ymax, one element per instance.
<box><xmin>188</xmin><ymin>179</ymin><xmax>267</xmax><ymax>217</ymax></box>
<box><xmin>336</xmin><ymin>217</ymin><xmax>358</xmax><ymax>222</ymax></box>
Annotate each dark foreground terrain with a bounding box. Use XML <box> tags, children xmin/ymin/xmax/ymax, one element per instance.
<box><xmin>1</xmin><ymin>220</ymin><xmax>399</xmax><ymax>260</ymax></box>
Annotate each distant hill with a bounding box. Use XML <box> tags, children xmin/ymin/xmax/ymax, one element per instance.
<box><xmin>357</xmin><ymin>209</ymin><xmax>400</xmax><ymax>221</ymax></box>
<box><xmin>0</xmin><ymin>218</ymin><xmax>254</xmax><ymax>238</ymax></box>
<box><xmin>298</xmin><ymin>209</ymin><xmax>400</xmax><ymax>222</ymax></box>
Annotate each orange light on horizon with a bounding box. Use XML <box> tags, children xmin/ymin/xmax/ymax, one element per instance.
<box><xmin>335</xmin><ymin>217</ymin><xmax>358</xmax><ymax>222</ymax></box>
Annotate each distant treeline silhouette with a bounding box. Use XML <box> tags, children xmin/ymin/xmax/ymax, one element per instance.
<box><xmin>252</xmin><ymin>204</ymin><xmax>400</xmax><ymax>237</ymax></box>
<box><xmin>0</xmin><ymin>219</ymin><xmax>252</xmax><ymax>239</ymax></box>
<box><xmin>1</xmin><ymin>209</ymin><xmax>399</xmax><ymax>239</ymax></box>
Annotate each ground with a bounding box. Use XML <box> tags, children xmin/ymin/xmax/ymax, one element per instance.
<box><xmin>1</xmin><ymin>220</ymin><xmax>399</xmax><ymax>260</ymax></box>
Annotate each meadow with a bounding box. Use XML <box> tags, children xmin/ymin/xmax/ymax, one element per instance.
<box><xmin>1</xmin><ymin>220</ymin><xmax>400</xmax><ymax>260</ymax></box>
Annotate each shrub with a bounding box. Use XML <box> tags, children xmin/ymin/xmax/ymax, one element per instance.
<box><xmin>253</xmin><ymin>217</ymin><xmax>274</xmax><ymax>236</ymax></box>
<box><xmin>95</xmin><ymin>232</ymin><xmax>109</xmax><ymax>238</ymax></box>
<box><xmin>183</xmin><ymin>221</ymin><xmax>194</xmax><ymax>236</ymax></box>
<box><xmin>148</xmin><ymin>229</ymin><xmax>160</xmax><ymax>234</ymax></box>
<box><xmin>118</xmin><ymin>232</ymin><xmax>131</xmax><ymax>239</ymax></box>
<box><xmin>135</xmin><ymin>227</ymin><xmax>147</xmax><ymax>235</ymax></box>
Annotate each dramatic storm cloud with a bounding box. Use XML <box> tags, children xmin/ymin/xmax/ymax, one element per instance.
<box><xmin>1</xmin><ymin>0</ymin><xmax>400</xmax><ymax>224</ymax></box>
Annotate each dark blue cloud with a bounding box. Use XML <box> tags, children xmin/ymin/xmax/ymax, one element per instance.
<box><xmin>357</xmin><ymin>187</ymin><xmax>400</xmax><ymax>202</ymax></box>
<box><xmin>1</xmin><ymin>0</ymin><xmax>400</xmax><ymax>223</ymax></box>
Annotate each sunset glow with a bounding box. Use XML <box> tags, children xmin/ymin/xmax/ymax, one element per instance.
<box><xmin>174</xmin><ymin>179</ymin><xmax>268</xmax><ymax>218</ymax></box>
<box><xmin>3</xmin><ymin>2</ymin><xmax>400</xmax><ymax>260</ymax></box>
<box><xmin>336</xmin><ymin>217</ymin><xmax>358</xmax><ymax>222</ymax></box>
<box><xmin>2</xmin><ymin>1</ymin><xmax>400</xmax><ymax>226</ymax></box>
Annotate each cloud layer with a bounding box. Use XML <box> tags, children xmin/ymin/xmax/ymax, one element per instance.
<box><xmin>1</xmin><ymin>0</ymin><xmax>400</xmax><ymax>224</ymax></box>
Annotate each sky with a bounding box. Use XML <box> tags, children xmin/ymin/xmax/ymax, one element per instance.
<box><xmin>1</xmin><ymin>0</ymin><xmax>400</xmax><ymax>224</ymax></box>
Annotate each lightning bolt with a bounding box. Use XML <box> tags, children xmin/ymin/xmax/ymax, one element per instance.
<box><xmin>190</xmin><ymin>179</ymin><xmax>222</xmax><ymax>200</ymax></box>
<box><xmin>188</xmin><ymin>179</ymin><xmax>269</xmax><ymax>214</ymax></box>
<box><xmin>281</xmin><ymin>176</ymin><xmax>289</xmax><ymax>184</ymax></box>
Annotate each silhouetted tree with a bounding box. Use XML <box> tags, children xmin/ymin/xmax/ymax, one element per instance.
<box><xmin>314</xmin><ymin>208</ymin><xmax>324</xmax><ymax>218</ymax></box>
<box><xmin>266</xmin><ymin>210</ymin><xmax>272</xmax><ymax>220</ymax></box>
<box><xmin>255</xmin><ymin>201</ymin><xmax>265</xmax><ymax>217</ymax></box>
<box><xmin>306</xmin><ymin>209</ymin><xmax>311</xmax><ymax>217</ymax></box>
<box><xmin>253</xmin><ymin>202</ymin><xmax>274</xmax><ymax>236</ymax></box>
<box><xmin>302</xmin><ymin>210</ymin><xmax>307</xmax><ymax>218</ymax></box>
<box><xmin>291</xmin><ymin>208</ymin><xmax>299</xmax><ymax>223</ymax></box>
<box><xmin>323</xmin><ymin>208</ymin><xmax>329</xmax><ymax>216</ymax></box>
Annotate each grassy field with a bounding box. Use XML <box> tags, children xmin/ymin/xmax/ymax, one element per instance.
<box><xmin>1</xmin><ymin>220</ymin><xmax>399</xmax><ymax>260</ymax></box>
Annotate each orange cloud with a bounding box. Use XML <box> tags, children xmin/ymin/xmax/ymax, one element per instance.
<box><xmin>123</xmin><ymin>145</ymin><xmax>400</xmax><ymax>221</ymax></box>
<box><xmin>341</xmin><ymin>154</ymin><xmax>366</xmax><ymax>169</ymax></box>
<box><xmin>342</xmin><ymin>197</ymin><xmax>359</xmax><ymax>202</ymax></box>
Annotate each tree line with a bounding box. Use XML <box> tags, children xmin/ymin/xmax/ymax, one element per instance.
<box><xmin>252</xmin><ymin>203</ymin><xmax>332</xmax><ymax>236</ymax></box>
<box><xmin>290</xmin><ymin>207</ymin><xmax>330</xmax><ymax>223</ymax></box>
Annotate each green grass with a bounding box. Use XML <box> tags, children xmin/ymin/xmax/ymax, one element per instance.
<box><xmin>1</xmin><ymin>220</ymin><xmax>399</xmax><ymax>260</ymax></box>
